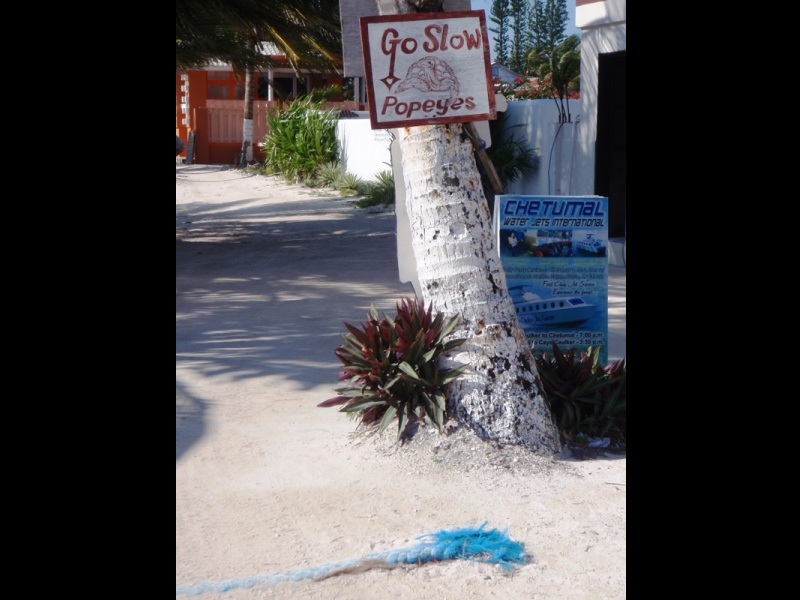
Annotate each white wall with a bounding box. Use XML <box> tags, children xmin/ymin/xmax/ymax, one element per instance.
<box><xmin>337</xmin><ymin>99</ymin><xmax>581</xmax><ymax>192</ymax></box>
<box><xmin>574</xmin><ymin>0</ymin><xmax>627</xmax><ymax>195</ymax></box>
<box><xmin>500</xmin><ymin>100</ymin><xmax>582</xmax><ymax>197</ymax></box>
<box><xmin>336</xmin><ymin>118</ymin><xmax>393</xmax><ymax>181</ymax></box>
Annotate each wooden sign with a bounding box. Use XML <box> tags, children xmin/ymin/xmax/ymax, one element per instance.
<box><xmin>360</xmin><ymin>10</ymin><xmax>496</xmax><ymax>129</ymax></box>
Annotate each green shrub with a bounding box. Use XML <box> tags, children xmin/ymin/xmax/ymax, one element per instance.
<box><xmin>305</xmin><ymin>84</ymin><xmax>342</xmax><ymax>103</ymax></box>
<box><xmin>262</xmin><ymin>97</ymin><xmax>340</xmax><ymax>183</ymax></box>
<box><xmin>333</xmin><ymin>171</ymin><xmax>368</xmax><ymax>196</ymax></box>
<box><xmin>481</xmin><ymin>111</ymin><xmax>540</xmax><ymax>211</ymax></box>
<box><xmin>534</xmin><ymin>342</ymin><xmax>626</xmax><ymax>445</ymax></box>
<box><xmin>313</xmin><ymin>161</ymin><xmax>345</xmax><ymax>188</ymax></box>
<box><xmin>318</xmin><ymin>298</ymin><xmax>468</xmax><ymax>439</ymax></box>
<box><xmin>355</xmin><ymin>170</ymin><xmax>395</xmax><ymax>208</ymax></box>
<box><xmin>488</xmin><ymin>125</ymin><xmax>539</xmax><ymax>187</ymax></box>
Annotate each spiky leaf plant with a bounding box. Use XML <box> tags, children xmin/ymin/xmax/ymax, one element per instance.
<box><xmin>314</xmin><ymin>161</ymin><xmax>345</xmax><ymax>188</ymax></box>
<box><xmin>263</xmin><ymin>96</ymin><xmax>340</xmax><ymax>183</ymax></box>
<box><xmin>319</xmin><ymin>298</ymin><xmax>468</xmax><ymax>439</ymax></box>
<box><xmin>534</xmin><ymin>342</ymin><xmax>626</xmax><ymax>444</ymax></box>
<box><xmin>334</xmin><ymin>171</ymin><xmax>368</xmax><ymax>197</ymax></box>
<box><xmin>355</xmin><ymin>170</ymin><xmax>395</xmax><ymax>208</ymax></box>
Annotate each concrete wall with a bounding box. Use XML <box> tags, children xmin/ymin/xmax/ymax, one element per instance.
<box><xmin>336</xmin><ymin>99</ymin><xmax>582</xmax><ymax>196</ymax></box>
<box><xmin>574</xmin><ymin>0</ymin><xmax>627</xmax><ymax>195</ymax></box>
<box><xmin>501</xmin><ymin>100</ymin><xmax>581</xmax><ymax>197</ymax></box>
<box><xmin>336</xmin><ymin>117</ymin><xmax>393</xmax><ymax>181</ymax></box>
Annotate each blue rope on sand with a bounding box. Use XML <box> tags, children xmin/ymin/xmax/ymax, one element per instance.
<box><xmin>176</xmin><ymin>522</ymin><xmax>528</xmax><ymax>596</ymax></box>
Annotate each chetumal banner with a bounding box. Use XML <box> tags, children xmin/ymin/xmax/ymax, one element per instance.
<box><xmin>494</xmin><ymin>195</ymin><xmax>610</xmax><ymax>365</ymax></box>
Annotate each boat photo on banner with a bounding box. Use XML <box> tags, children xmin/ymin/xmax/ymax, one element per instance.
<box><xmin>493</xmin><ymin>195</ymin><xmax>609</xmax><ymax>364</ymax></box>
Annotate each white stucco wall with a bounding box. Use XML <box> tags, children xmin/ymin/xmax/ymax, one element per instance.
<box><xmin>336</xmin><ymin>117</ymin><xmax>393</xmax><ymax>181</ymax></box>
<box><xmin>573</xmin><ymin>0</ymin><xmax>626</xmax><ymax>195</ymax></box>
<box><xmin>501</xmin><ymin>100</ymin><xmax>582</xmax><ymax>197</ymax></box>
<box><xmin>337</xmin><ymin>99</ymin><xmax>582</xmax><ymax>194</ymax></box>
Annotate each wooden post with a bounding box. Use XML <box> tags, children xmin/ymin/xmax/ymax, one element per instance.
<box><xmin>464</xmin><ymin>122</ymin><xmax>503</xmax><ymax>194</ymax></box>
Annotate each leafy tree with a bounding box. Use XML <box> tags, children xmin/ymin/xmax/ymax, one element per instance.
<box><xmin>526</xmin><ymin>34</ymin><xmax>580</xmax><ymax>121</ymax></box>
<box><xmin>490</xmin><ymin>0</ymin><xmax>574</xmax><ymax>82</ymax></box>
<box><xmin>176</xmin><ymin>0</ymin><xmax>268</xmax><ymax>70</ymax></box>
<box><xmin>527</xmin><ymin>0</ymin><xmax>548</xmax><ymax>59</ymax></box>
<box><xmin>489</xmin><ymin>0</ymin><xmax>513</xmax><ymax>66</ymax></box>
<box><xmin>176</xmin><ymin>0</ymin><xmax>342</xmax><ymax>73</ymax></box>
<box><xmin>176</xmin><ymin>0</ymin><xmax>343</xmax><ymax>165</ymax></box>
<box><xmin>543</xmin><ymin>0</ymin><xmax>569</xmax><ymax>56</ymax></box>
<box><xmin>507</xmin><ymin>0</ymin><xmax>529</xmax><ymax>73</ymax></box>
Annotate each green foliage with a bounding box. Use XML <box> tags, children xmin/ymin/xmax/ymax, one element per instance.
<box><xmin>354</xmin><ymin>170</ymin><xmax>395</xmax><ymax>208</ymax></box>
<box><xmin>487</xmin><ymin>112</ymin><xmax>539</xmax><ymax>189</ymax></box>
<box><xmin>481</xmin><ymin>111</ymin><xmax>539</xmax><ymax>208</ymax></box>
<box><xmin>506</xmin><ymin>0</ymin><xmax>530</xmax><ymax>73</ymax></box>
<box><xmin>488</xmin><ymin>0</ymin><xmax>573</xmax><ymax>76</ymax></box>
<box><xmin>488</xmin><ymin>0</ymin><xmax>513</xmax><ymax>66</ymax></box>
<box><xmin>176</xmin><ymin>0</ymin><xmax>343</xmax><ymax>72</ymax></box>
<box><xmin>525</xmin><ymin>34</ymin><xmax>581</xmax><ymax>122</ymax></box>
<box><xmin>534</xmin><ymin>342</ymin><xmax>626</xmax><ymax>444</ymax></box>
<box><xmin>333</xmin><ymin>171</ymin><xmax>368</xmax><ymax>196</ymax></box>
<box><xmin>263</xmin><ymin>97</ymin><xmax>340</xmax><ymax>183</ymax></box>
<box><xmin>305</xmin><ymin>84</ymin><xmax>343</xmax><ymax>103</ymax></box>
<box><xmin>319</xmin><ymin>298</ymin><xmax>469</xmax><ymax>440</ymax></box>
<box><xmin>302</xmin><ymin>163</ymin><xmax>394</xmax><ymax>206</ymax></box>
<box><xmin>313</xmin><ymin>161</ymin><xmax>345</xmax><ymax>188</ymax></box>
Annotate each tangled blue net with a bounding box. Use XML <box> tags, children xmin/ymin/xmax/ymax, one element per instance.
<box><xmin>176</xmin><ymin>522</ymin><xmax>528</xmax><ymax>596</ymax></box>
<box><xmin>385</xmin><ymin>521</ymin><xmax>527</xmax><ymax>568</ymax></box>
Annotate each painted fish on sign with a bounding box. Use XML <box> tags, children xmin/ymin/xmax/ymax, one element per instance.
<box><xmin>360</xmin><ymin>11</ymin><xmax>496</xmax><ymax>130</ymax></box>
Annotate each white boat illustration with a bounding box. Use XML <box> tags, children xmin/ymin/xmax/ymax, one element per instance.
<box><xmin>508</xmin><ymin>287</ymin><xmax>595</xmax><ymax>327</ymax></box>
<box><xmin>576</xmin><ymin>233</ymin><xmax>606</xmax><ymax>255</ymax></box>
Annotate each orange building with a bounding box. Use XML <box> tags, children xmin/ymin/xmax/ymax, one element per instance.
<box><xmin>176</xmin><ymin>52</ymin><xmax>349</xmax><ymax>165</ymax></box>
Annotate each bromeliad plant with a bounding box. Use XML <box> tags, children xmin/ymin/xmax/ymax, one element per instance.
<box><xmin>534</xmin><ymin>342</ymin><xmax>626</xmax><ymax>444</ymax></box>
<box><xmin>319</xmin><ymin>298</ymin><xmax>468</xmax><ymax>439</ymax></box>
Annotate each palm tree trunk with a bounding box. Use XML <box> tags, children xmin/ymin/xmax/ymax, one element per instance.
<box><xmin>238</xmin><ymin>33</ymin><xmax>257</xmax><ymax>167</ymax></box>
<box><xmin>383</xmin><ymin>0</ymin><xmax>560</xmax><ymax>455</ymax></box>
<box><xmin>397</xmin><ymin>123</ymin><xmax>560</xmax><ymax>455</ymax></box>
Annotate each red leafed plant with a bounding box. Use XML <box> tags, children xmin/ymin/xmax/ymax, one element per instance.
<box><xmin>318</xmin><ymin>298</ymin><xmax>468</xmax><ymax>439</ymax></box>
<box><xmin>534</xmin><ymin>342</ymin><xmax>626</xmax><ymax>444</ymax></box>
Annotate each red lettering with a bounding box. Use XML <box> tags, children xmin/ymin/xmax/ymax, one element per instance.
<box><xmin>439</xmin><ymin>24</ymin><xmax>449</xmax><ymax>50</ymax></box>
<box><xmin>405</xmin><ymin>25</ymin><xmax>482</xmax><ymax>55</ymax></box>
<box><xmin>463</xmin><ymin>29</ymin><xmax>482</xmax><ymax>49</ymax></box>
<box><xmin>379</xmin><ymin>94</ymin><xmax>479</xmax><ymax>120</ymax></box>
<box><xmin>380</xmin><ymin>28</ymin><xmax>400</xmax><ymax>56</ymax></box>
<box><xmin>381</xmin><ymin>28</ymin><xmax>417</xmax><ymax>57</ymax></box>
<box><xmin>423</xmin><ymin>24</ymin><xmax>440</xmax><ymax>52</ymax></box>
<box><xmin>400</xmin><ymin>38</ymin><xmax>416</xmax><ymax>54</ymax></box>
<box><xmin>381</xmin><ymin>96</ymin><xmax>398</xmax><ymax>115</ymax></box>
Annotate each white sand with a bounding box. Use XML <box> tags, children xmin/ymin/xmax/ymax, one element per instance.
<box><xmin>176</xmin><ymin>165</ymin><xmax>626</xmax><ymax>599</ymax></box>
